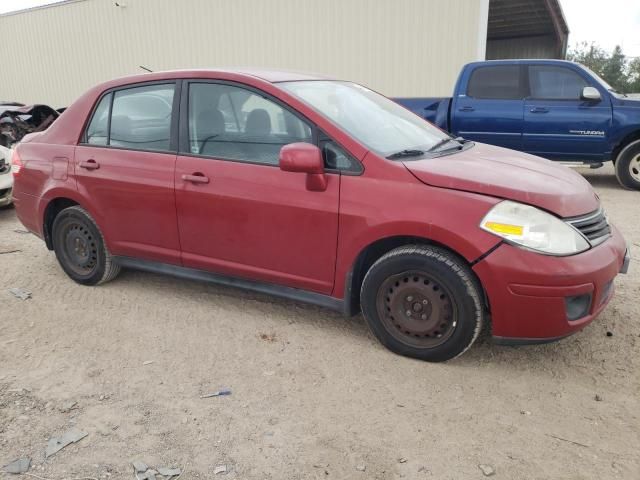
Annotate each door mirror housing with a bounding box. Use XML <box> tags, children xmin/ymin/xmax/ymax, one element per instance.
<box><xmin>280</xmin><ymin>142</ymin><xmax>327</xmax><ymax>191</ymax></box>
<box><xmin>581</xmin><ymin>86</ymin><xmax>601</xmax><ymax>101</ymax></box>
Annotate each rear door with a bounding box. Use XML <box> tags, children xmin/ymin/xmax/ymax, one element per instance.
<box><xmin>174</xmin><ymin>81</ymin><xmax>340</xmax><ymax>294</ymax></box>
<box><xmin>451</xmin><ymin>64</ymin><xmax>524</xmax><ymax>150</ymax></box>
<box><xmin>523</xmin><ymin>64</ymin><xmax>611</xmax><ymax>160</ymax></box>
<box><xmin>75</xmin><ymin>82</ymin><xmax>181</xmax><ymax>264</ymax></box>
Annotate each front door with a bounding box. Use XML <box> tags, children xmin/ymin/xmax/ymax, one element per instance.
<box><xmin>174</xmin><ymin>81</ymin><xmax>339</xmax><ymax>294</ymax></box>
<box><xmin>75</xmin><ymin>82</ymin><xmax>181</xmax><ymax>264</ymax></box>
<box><xmin>523</xmin><ymin>65</ymin><xmax>611</xmax><ymax>161</ymax></box>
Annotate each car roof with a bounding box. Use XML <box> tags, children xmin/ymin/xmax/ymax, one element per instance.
<box><xmin>101</xmin><ymin>68</ymin><xmax>333</xmax><ymax>91</ymax></box>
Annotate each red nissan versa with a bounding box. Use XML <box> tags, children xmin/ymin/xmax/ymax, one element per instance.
<box><xmin>11</xmin><ymin>69</ymin><xmax>630</xmax><ymax>361</ymax></box>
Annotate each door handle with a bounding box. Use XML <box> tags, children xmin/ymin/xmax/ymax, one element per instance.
<box><xmin>459</xmin><ymin>106</ymin><xmax>475</xmax><ymax>112</ymax></box>
<box><xmin>79</xmin><ymin>159</ymin><xmax>100</xmax><ymax>170</ymax></box>
<box><xmin>182</xmin><ymin>173</ymin><xmax>210</xmax><ymax>184</ymax></box>
<box><xmin>530</xmin><ymin>107</ymin><xmax>549</xmax><ymax>113</ymax></box>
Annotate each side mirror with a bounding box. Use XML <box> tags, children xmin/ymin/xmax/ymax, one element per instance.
<box><xmin>581</xmin><ymin>86</ymin><xmax>601</xmax><ymax>101</ymax></box>
<box><xmin>279</xmin><ymin>142</ymin><xmax>327</xmax><ymax>191</ymax></box>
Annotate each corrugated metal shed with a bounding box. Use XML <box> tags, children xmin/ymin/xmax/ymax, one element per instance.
<box><xmin>486</xmin><ymin>0</ymin><xmax>569</xmax><ymax>59</ymax></box>
<box><xmin>0</xmin><ymin>0</ymin><xmax>489</xmax><ymax>106</ymax></box>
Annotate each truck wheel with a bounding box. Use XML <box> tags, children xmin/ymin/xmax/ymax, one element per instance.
<box><xmin>360</xmin><ymin>245</ymin><xmax>484</xmax><ymax>362</ymax></box>
<box><xmin>615</xmin><ymin>140</ymin><xmax>640</xmax><ymax>190</ymax></box>
<box><xmin>52</xmin><ymin>206</ymin><xmax>120</xmax><ymax>285</ymax></box>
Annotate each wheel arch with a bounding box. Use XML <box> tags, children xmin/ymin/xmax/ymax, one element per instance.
<box><xmin>612</xmin><ymin>130</ymin><xmax>640</xmax><ymax>163</ymax></box>
<box><xmin>42</xmin><ymin>197</ymin><xmax>80</xmax><ymax>250</ymax></box>
<box><xmin>343</xmin><ymin>235</ymin><xmax>488</xmax><ymax>317</ymax></box>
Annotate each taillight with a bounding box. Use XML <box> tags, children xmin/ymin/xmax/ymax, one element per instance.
<box><xmin>11</xmin><ymin>148</ymin><xmax>22</xmax><ymax>175</ymax></box>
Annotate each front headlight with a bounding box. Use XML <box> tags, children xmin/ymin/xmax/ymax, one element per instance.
<box><xmin>480</xmin><ymin>200</ymin><xmax>590</xmax><ymax>256</ymax></box>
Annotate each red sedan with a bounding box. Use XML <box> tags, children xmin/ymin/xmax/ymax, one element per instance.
<box><xmin>11</xmin><ymin>69</ymin><xmax>630</xmax><ymax>361</ymax></box>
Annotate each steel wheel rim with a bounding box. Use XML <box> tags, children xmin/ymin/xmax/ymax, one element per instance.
<box><xmin>629</xmin><ymin>154</ymin><xmax>640</xmax><ymax>181</ymax></box>
<box><xmin>376</xmin><ymin>270</ymin><xmax>457</xmax><ymax>348</ymax></box>
<box><xmin>59</xmin><ymin>221</ymin><xmax>98</xmax><ymax>276</ymax></box>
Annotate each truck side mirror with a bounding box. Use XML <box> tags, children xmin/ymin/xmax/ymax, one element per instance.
<box><xmin>581</xmin><ymin>86</ymin><xmax>601</xmax><ymax>101</ymax></box>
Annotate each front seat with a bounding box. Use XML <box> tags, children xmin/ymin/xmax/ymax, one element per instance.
<box><xmin>244</xmin><ymin>109</ymin><xmax>271</xmax><ymax>136</ymax></box>
<box><xmin>196</xmin><ymin>109</ymin><xmax>225</xmax><ymax>154</ymax></box>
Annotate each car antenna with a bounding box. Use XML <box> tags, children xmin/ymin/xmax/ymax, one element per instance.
<box><xmin>139</xmin><ymin>65</ymin><xmax>153</xmax><ymax>73</ymax></box>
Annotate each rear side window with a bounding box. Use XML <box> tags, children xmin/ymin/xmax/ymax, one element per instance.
<box><xmin>85</xmin><ymin>93</ymin><xmax>111</xmax><ymax>145</ymax></box>
<box><xmin>110</xmin><ymin>84</ymin><xmax>175</xmax><ymax>152</ymax></box>
<box><xmin>528</xmin><ymin>66</ymin><xmax>588</xmax><ymax>100</ymax></box>
<box><xmin>467</xmin><ymin>66</ymin><xmax>522</xmax><ymax>100</ymax></box>
<box><xmin>187</xmin><ymin>82</ymin><xmax>312</xmax><ymax>165</ymax></box>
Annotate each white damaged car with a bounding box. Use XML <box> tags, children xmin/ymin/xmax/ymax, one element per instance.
<box><xmin>0</xmin><ymin>144</ymin><xmax>13</xmax><ymax>207</ymax></box>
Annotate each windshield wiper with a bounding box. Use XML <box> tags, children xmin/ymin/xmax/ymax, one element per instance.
<box><xmin>386</xmin><ymin>149</ymin><xmax>425</xmax><ymax>159</ymax></box>
<box><xmin>427</xmin><ymin>137</ymin><xmax>462</xmax><ymax>152</ymax></box>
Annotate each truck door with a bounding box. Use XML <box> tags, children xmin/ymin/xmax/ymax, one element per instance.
<box><xmin>451</xmin><ymin>64</ymin><xmax>524</xmax><ymax>151</ymax></box>
<box><xmin>523</xmin><ymin>64</ymin><xmax>611</xmax><ymax>161</ymax></box>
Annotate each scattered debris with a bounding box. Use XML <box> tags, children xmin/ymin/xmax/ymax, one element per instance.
<box><xmin>398</xmin><ymin>457</ymin><xmax>408</xmax><ymax>463</ymax></box>
<box><xmin>59</xmin><ymin>400</ymin><xmax>78</xmax><ymax>413</ymax></box>
<box><xmin>520</xmin><ymin>410</ymin><xmax>532</xmax><ymax>415</ymax></box>
<box><xmin>3</xmin><ymin>457</ymin><xmax>31</xmax><ymax>474</ymax></box>
<box><xmin>8</xmin><ymin>287</ymin><xmax>32</xmax><ymax>300</ymax></box>
<box><xmin>201</xmin><ymin>389</ymin><xmax>232</xmax><ymax>398</ymax></box>
<box><xmin>355</xmin><ymin>464</ymin><xmax>366</xmax><ymax>472</ymax></box>
<box><xmin>13</xmin><ymin>229</ymin><xmax>30</xmax><ymax>234</ymax></box>
<box><xmin>132</xmin><ymin>461</ymin><xmax>148</xmax><ymax>473</ymax></box>
<box><xmin>595</xmin><ymin>394</ymin><xmax>603</xmax><ymax>402</ymax></box>
<box><xmin>259</xmin><ymin>332</ymin><xmax>277</xmax><ymax>342</ymax></box>
<box><xmin>0</xmin><ymin>248</ymin><xmax>21</xmax><ymax>255</ymax></box>
<box><xmin>263</xmin><ymin>370</ymin><xmax>275</xmax><ymax>376</ymax></box>
<box><xmin>45</xmin><ymin>428</ymin><xmax>88</xmax><ymax>457</ymax></box>
<box><xmin>142</xmin><ymin>360</ymin><xmax>154</xmax><ymax>366</ymax></box>
<box><xmin>546</xmin><ymin>433</ymin><xmax>590</xmax><ymax>448</ymax></box>
<box><xmin>158</xmin><ymin>467</ymin><xmax>182</xmax><ymax>477</ymax></box>
<box><xmin>478</xmin><ymin>464</ymin><xmax>495</xmax><ymax>476</ymax></box>
<box><xmin>606</xmin><ymin>331</ymin><xmax>613</xmax><ymax>337</ymax></box>
<box><xmin>140</xmin><ymin>468</ymin><xmax>158</xmax><ymax>480</ymax></box>
<box><xmin>213</xmin><ymin>465</ymin><xmax>227</xmax><ymax>475</ymax></box>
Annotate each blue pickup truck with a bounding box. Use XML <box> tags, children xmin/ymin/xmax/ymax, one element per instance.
<box><xmin>395</xmin><ymin>59</ymin><xmax>640</xmax><ymax>190</ymax></box>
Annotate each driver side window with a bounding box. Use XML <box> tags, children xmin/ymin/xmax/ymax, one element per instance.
<box><xmin>187</xmin><ymin>83</ymin><xmax>312</xmax><ymax>166</ymax></box>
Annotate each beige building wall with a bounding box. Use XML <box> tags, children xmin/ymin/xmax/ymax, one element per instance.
<box><xmin>0</xmin><ymin>0</ymin><xmax>488</xmax><ymax>107</ymax></box>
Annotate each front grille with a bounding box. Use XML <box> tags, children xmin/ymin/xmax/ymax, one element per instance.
<box><xmin>566</xmin><ymin>208</ymin><xmax>611</xmax><ymax>246</ymax></box>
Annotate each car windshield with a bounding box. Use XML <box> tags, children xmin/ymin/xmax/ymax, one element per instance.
<box><xmin>279</xmin><ymin>80</ymin><xmax>450</xmax><ymax>157</ymax></box>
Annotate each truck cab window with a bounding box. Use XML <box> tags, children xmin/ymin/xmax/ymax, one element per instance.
<box><xmin>528</xmin><ymin>66</ymin><xmax>588</xmax><ymax>100</ymax></box>
<box><xmin>467</xmin><ymin>66</ymin><xmax>522</xmax><ymax>100</ymax></box>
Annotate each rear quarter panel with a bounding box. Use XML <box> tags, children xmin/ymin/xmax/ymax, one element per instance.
<box><xmin>13</xmin><ymin>140</ymin><xmax>77</xmax><ymax>236</ymax></box>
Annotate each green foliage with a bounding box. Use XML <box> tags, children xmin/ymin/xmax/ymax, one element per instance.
<box><xmin>567</xmin><ymin>42</ymin><xmax>639</xmax><ymax>94</ymax></box>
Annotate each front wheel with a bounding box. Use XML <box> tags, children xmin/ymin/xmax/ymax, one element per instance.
<box><xmin>52</xmin><ymin>206</ymin><xmax>120</xmax><ymax>285</ymax></box>
<box><xmin>615</xmin><ymin>140</ymin><xmax>640</xmax><ymax>190</ymax></box>
<box><xmin>360</xmin><ymin>245</ymin><xmax>484</xmax><ymax>362</ymax></box>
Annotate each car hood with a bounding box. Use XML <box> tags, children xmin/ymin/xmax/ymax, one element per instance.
<box><xmin>403</xmin><ymin>142</ymin><xmax>599</xmax><ymax>218</ymax></box>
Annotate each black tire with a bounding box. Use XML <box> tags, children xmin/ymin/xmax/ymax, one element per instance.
<box><xmin>360</xmin><ymin>245</ymin><xmax>484</xmax><ymax>362</ymax></box>
<box><xmin>51</xmin><ymin>206</ymin><xmax>120</xmax><ymax>285</ymax></box>
<box><xmin>615</xmin><ymin>140</ymin><xmax>640</xmax><ymax>190</ymax></box>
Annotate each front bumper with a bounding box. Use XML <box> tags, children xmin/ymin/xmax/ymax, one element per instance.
<box><xmin>473</xmin><ymin>224</ymin><xmax>628</xmax><ymax>342</ymax></box>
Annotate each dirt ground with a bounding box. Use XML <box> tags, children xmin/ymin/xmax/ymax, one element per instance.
<box><xmin>1</xmin><ymin>164</ymin><xmax>638</xmax><ymax>480</ymax></box>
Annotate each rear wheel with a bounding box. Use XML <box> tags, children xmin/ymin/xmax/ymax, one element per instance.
<box><xmin>615</xmin><ymin>140</ymin><xmax>640</xmax><ymax>190</ymax></box>
<box><xmin>360</xmin><ymin>245</ymin><xmax>484</xmax><ymax>362</ymax></box>
<box><xmin>52</xmin><ymin>206</ymin><xmax>120</xmax><ymax>285</ymax></box>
